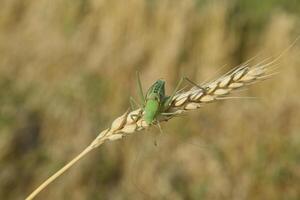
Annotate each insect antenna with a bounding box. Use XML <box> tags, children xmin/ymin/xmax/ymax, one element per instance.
<box><xmin>130</xmin><ymin>97</ymin><xmax>142</xmax><ymax>110</ymax></box>
<box><xmin>136</xmin><ymin>71</ymin><xmax>146</xmax><ymax>104</ymax></box>
<box><xmin>183</xmin><ymin>77</ymin><xmax>206</xmax><ymax>90</ymax></box>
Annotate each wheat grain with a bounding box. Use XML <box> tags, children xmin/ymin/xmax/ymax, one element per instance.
<box><xmin>25</xmin><ymin>61</ymin><xmax>273</xmax><ymax>200</ymax></box>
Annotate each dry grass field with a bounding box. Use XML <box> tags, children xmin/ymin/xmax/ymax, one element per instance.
<box><xmin>0</xmin><ymin>0</ymin><xmax>300</xmax><ymax>199</ymax></box>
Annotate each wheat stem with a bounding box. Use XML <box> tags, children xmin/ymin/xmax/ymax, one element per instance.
<box><xmin>25</xmin><ymin>146</ymin><xmax>94</xmax><ymax>200</ymax></box>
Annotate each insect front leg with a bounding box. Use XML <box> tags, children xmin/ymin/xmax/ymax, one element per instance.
<box><xmin>129</xmin><ymin>109</ymin><xmax>144</xmax><ymax>122</ymax></box>
<box><xmin>130</xmin><ymin>114</ymin><xmax>140</xmax><ymax>122</ymax></box>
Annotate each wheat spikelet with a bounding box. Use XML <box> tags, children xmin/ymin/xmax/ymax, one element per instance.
<box><xmin>25</xmin><ymin>61</ymin><xmax>274</xmax><ymax>200</ymax></box>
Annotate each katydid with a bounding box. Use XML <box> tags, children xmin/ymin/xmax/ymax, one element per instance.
<box><xmin>131</xmin><ymin>72</ymin><xmax>204</xmax><ymax>126</ymax></box>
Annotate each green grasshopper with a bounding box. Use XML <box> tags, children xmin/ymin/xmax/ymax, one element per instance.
<box><xmin>130</xmin><ymin>72</ymin><xmax>203</xmax><ymax>126</ymax></box>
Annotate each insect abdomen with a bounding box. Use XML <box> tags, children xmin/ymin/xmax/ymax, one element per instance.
<box><xmin>144</xmin><ymin>99</ymin><xmax>159</xmax><ymax>125</ymax></box>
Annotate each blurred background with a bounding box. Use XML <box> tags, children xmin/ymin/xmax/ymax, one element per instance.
<box><xmin>0</xmin><ymin>0</ymin><xmax>300</xmax><ymax>199</ymax></box>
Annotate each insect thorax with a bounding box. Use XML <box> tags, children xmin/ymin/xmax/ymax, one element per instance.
<box><xmin>146</xmin><ymin>79</ymin><xmax>165</xmax><ymax>102</ymax></box>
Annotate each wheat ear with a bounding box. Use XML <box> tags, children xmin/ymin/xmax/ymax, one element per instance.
<box><xmin>25</xmin><ymin>61</ymin><xmax>274</xmax><ymax>200</ymax></box>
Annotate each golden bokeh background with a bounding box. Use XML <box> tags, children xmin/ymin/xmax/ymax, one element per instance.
<box><xmin>0</xmin><ymin>0</ymin><xmax>300</xmax><ymax>199</ymax></box>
